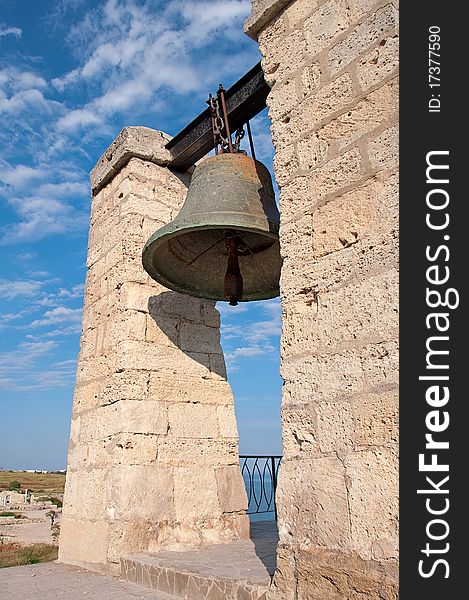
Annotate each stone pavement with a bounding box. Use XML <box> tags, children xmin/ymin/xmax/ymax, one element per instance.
<box><xmin>120</xmin><ymin>520</ymin><xmax>278</xmax><ymax>599</ymax></box>
<box><xmin>0</xmin><ymin>520</ymin><xmax>278</xmax><ymax>600</ymax></box>
<box><xmin>0</xmin><ymin>562</ymin><xmax>178</xmax><ymax>599</ymax></box>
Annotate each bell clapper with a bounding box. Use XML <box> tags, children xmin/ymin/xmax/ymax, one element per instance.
<box><xmin>224</xmin><ymin>234</ymin><xmax>243</xmax><ymax>306</ymax></box>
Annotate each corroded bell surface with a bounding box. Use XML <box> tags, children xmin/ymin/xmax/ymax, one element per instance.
<box><xmin>142</xmin><ymin>152</ymin><xmax>281</xmax><ymax>302</ymax></box>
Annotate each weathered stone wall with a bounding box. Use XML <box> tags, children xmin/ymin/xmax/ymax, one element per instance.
<box><xmin>59</xmin><ymin>127</ymin><xmax>248</xmax><ymax>574</ymax></box>
<box><xmin>246</xmin><ymin>1</ymin><xmax>399</xmax><ymax>598</ymax></box>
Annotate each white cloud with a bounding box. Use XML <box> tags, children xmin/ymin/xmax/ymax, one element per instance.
<box><xmin>52</xmin><ymin>359</ymin><xmax>77</xmax><ymax>368</ymax></box>
<box><xmin>216</xmin><ymin>302</ymin><xmax>249</xmax><ymax>316</ymax></box>
<box><xmin>0</xmin><ymin>162</ymin><xmax>48</xmax><ymax>190</ymax></box>
<box><xmin>0</xmin><ymin>279</ymin><xmax>44</xmax><ymax>300</ymax></box>
<box><xmin>16</xmin><ymin>252</ymin><xmax>37</xmax><ymax>261</ymax></box>
<box><xmin>51</xmin><ymin>0</ymin><xmax>254</xmax><ymax>134</ymax></box>
<box><xmin>225</xmin><ymin>345</ymin><xmax>270</xmax><ymax>361</ymax></box>
<box><xmin>30</xmin><ymin>306</ymin><xmax>82</xmax><ymax>328</ymax></box>
<box><xmin>56</xmin><ymin>108</ymin><xmax>102</xmax><ymax>132</ymax></box>
<box><xmin>0</xmin><ymin>340</ymin><xmax>58</xmax><ymax>374</ymax></box>
<box><xmin>0</xmin><ymin>193</ymin><xmax>88</xmax><ymax>245</ymax></box>
<box><xmin>0</xmin><ymin>26</ymin><xmax>22</xmax><ymax>39</ymax></box>
<box><xmin>57</xmin><ymin>284</ymin><xmax>84</xmax><ymax>299</ymax></box>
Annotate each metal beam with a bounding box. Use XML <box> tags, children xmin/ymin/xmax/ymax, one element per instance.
<box><xmin>166</xmin><ymin>62</ymin><xmax>269</xmax><ymax>171</ymax></box>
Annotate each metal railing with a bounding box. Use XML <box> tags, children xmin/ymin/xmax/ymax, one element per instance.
<box><xmin>239</xmin><ymin>455</ymin><xmax>282</xmax><ymax>519</ymax></box>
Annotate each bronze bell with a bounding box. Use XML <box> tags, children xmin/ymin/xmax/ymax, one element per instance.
<box><xmin>142</xmin><ymin>152</ymin><xmax>281</xmax><ymax>305</ymax></box>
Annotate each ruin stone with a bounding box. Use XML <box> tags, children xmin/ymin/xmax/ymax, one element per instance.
<box><xmin>58</xmin><ymin>127</ymin><xmax>249</xmax><ymax>575</ymax></box>
<box><xmin>245</xmin><ymin>0</ymin><xmax>399</xmax><ymax>597</ymax></box>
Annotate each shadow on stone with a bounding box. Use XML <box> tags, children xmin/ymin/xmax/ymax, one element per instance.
<box><xmin>148</xmin><ymin>290</ymin><xmax>226</xmax><ymax>378</ymax></box>
<box><xmin>250</xmin><ymin>520</ymin><xmax>279</xmax><ymax>578</ymax></box>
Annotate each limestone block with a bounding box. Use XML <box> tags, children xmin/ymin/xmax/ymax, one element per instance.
<box><xmin>329</xmin><ymin>4</ymin><xmax>399</xmax><ymax>75</ymax></box>
<box><xmin>105</xmin><ymin>433</ymin><xmax>159</xmax><ymax>466</ymax></box>
<box><xmin>173</xmin><ymin>467</ymin><xmax>221</xmax><ymax>520</ymax></box>
<box><xmin>216</xmin><ymin>405</ymin><xmax>239</xmax><ymax>438</ymax></box>
<box><xmin>279</xmin><ymin>177</ymin><xmax>314</xmax><ymax>222</ymax></box>
<box><xmin>303</xmin><ymin>0</ymin><xmax>350</xmax><ymax>58</ymax></box>
<box><xmin>62</xmin><ymin>468</ymin><xmax>107</xmax><ymax>518</ymax></box>
<box><xmin>355</xmin><ymin>222</ymin><xmax>399</xmax><ymax>278</ymax></box>
<box><xmin>353</xmin><ymin>389</ymin><xmax>398</xmax><ymax>447</ymax></box>
<box><xmin>272</xmin><ymin>143</ymin><xmax>300</xmax><ymax>187</ymax></box>
<box><xmin>59</xmin><ymin>518</ymin><xmax>109</xmax><ymax>565</ymax></box>
<box><xmin>149</xmin><ymin>374</ymin><xmax>232</xmax><ymax>404</ymax></box>
<box><xmin>316</xmin><ymin>77</ymin><xmax>398</xmax><ymax>152</ymax></box>
<box><xmin>99</xmin><ymin>214</ymin><xmax>145</xmax><ymax>259</ymax></box>
<box><xmin>168</xmin><ymin>403</ymin><xmax>220</xmax><ymax>438</ymax></box>
<box><xmin>119</xmin><ymin>281</ymin><xmax>163</xmax><ymax>312</ymax></box>
<box><xmin>297</xmin><ymin>132</ymin><xmax>329</xmax><ymax>170</ymax></box>
<box><xmin>307</xmin><ymin>147</ymin><xmax>363</xmax><ymax>203</ymax></box>
<box><xmin>281</xmin><ymin>406</ymin><xmax>320</xmax><ymax>456</ymax></box>
<box><xmin>268</xmin><ymin>546</ymin><xmax>296</xmax><ymax>600</ymax></box>
<box><xmin>215</xmin><ymin>465</ymin><xmax>248</xmax><ymax>513</ymax></box>
<box><xmin>260</xmin><ymin>28</ymin><xmax>307</xmax><ymax>85</ymax></box>
<box><xmin>75</xmin><ymin>354</ymin><xmax>111</xmax><ymax>386</ymax></box>
<box><xmin>245</xmin><ymin>0</ymin><xmax>289</xmax><ymax>40</ymax></box>
<box><xmin>345</xmin><ymin>448</ymin><xmax>398</xmax><ymax>560</ymax></box>
<box><xmin>146</xmin><ymin>313</ymin><xmax>180</xmax><ymax>346</ymax></box>
<box><xmin>368</xmin><ymin>123</ymin><xmax>399</xmax><ymax>170</ymax></box>
<box><xmin>280</xmin><ymin>214</ymin><xmax>312</xmax><ymax>263</ymax></box>
<box><xmin>79</xmin><ymin>404</ymin><xmax>119</xmax><ymax>442</ymax></box>
<box><xmin>116</xmin><ymin>400</ymin><xmax>168</xmax><ymax>435</ymax></box>
<box><xmin>108</xmin><ymin>465</ymin><xmax>174</xmax><ymax>521</ymax></box>
<box><xmin>179</xmin><ymin>322</ymin><xmax>221</xmax><ymax>354</ymax></box>
<box><xmin>276</xmin><ymin>456</ymin><xmax>350</xmax><ymax>548</ymax></box>
<box><xmin>284</xmin><ymin>0</ymin><xmax>318</xmax><ymax>29</ymax></box>
<box><xmin>356</xmin><ymin>35</ymin><xmax>399</xmax><ymax>90</ymax></box>
<box><xmin>103</xmin><ymin>309</ymin><xmax>147</xmax><ymax>348</ymax></box>
<box><xmin>360</xmin><ymin>339</ymin><xmax>399</xmax><ymax>389</ymax></box>
<box><xmin>104</xmin><ymin>256</ymin><xmax>151</xmax><ymax>292</ymax></box>
<box><xmin>117</xmin><ymin>170</ymin><xmax>187</xmax><ymax>210</ymax></box>
<box><xmin>317</xmin><ymin>269</ymin><xmax>399</xmax><ymax>351</ymax></box>
<box><xmin>312</xmin><ymin>179</ymin><xmax>382</xmax><ymax>258</ymax></box>
<box><xmin>72</xmin><ymin>379</ymin><xmax>102</xmax><ymax>415</ymax></box>
<box><xmin>200</xmin><ymin>302</ymin><xmax>221</xmax><ymax>328</ymax></box>
<box><xmin>267</xmin><ymin>78</ymin><xmax>298</xmax><ymax>121</ymax></box>
<box><xmin>270</xmin><ymin>115</ymin><xmax>293</xmax><ymax>150</ymax></box>
<box><xmin>280</xmin><ymin>350</ymin><xmax>364</xmax><ymax>407</ymax></box>
<box><xmin>209</xmin><ymin>353</ymin><xmax>228</xmax><ymax>381</ymax></box>
<box><xmin>299</xmin><ymin>62</ymin><xmax>322</xmax><ymax>99</ymax></box>
<box><xmin>90</xmin><ymin>127</ymin><xmax>172</xmax><ymax>195</ymax></box>
<box><xmin>107</xmin><ymin>520</ymin><xmax>155</xmax><ymax>564</ymax></box>
<box><xmin>294</xmin><ymin>546</ymin><xmax>398</xmax><ymax>600</ymax></box>
<box><xmin>100</xmin><ymin>370</ymin><xmax>150</xmax><ymax>405</ymax></box>
<box><xmin>347</xmin><ymin>0</ymin><xmax>383</xmax><ymax>20</ymax></box>
<box><xmin>157</xmin><ymin>438</ymin><xmax>238</xmax><ymax>466</ymax></box>
<box><xmin>288</xmin><ymin>73</ymin><xmax>355</xmax><ymax>136</ymax></box>
<box><xmin>316</xmin><ymin>400</ymin><xmax>354</xmax><ymax>453</ymax></box>
<box><xmin>148</xmin><ymin>290</ymin><xmax>210</xmax><ymax>323</ymax></box>
<box><xmin>119</xmin><ymin>193</ymin><xmax>174</xmax><ymax>222</ymax></box>
<box><xmin>280</xmin><ymin>246</ymin><xmax>355</xmax><ymax>302</ymax></box>
<box><xmin>114</xmin><ymin>341</ymin><xmax>217</xmax><ymax>382</ymax></box>
<box><xmin>281</xmin><ymin>299</ymin><xmax>320</xmax><ymax>358</ymax></box>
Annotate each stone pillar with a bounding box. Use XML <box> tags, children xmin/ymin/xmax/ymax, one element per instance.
<box><xmin>246</xmin><ymin>1</ymin><xmax>398</xmax><ymax>598</ymax></box>
<box><xmin>59</xmin><ymin>127</ymin><xmax>248</xmax><ymax>575</ymax></box>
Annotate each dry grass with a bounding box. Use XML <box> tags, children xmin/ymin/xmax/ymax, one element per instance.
<box><xmin>0</xmin><ymin>471</ymin><xmax>65</xmax><ymax>494</ymax></box>
<box><xmin>0</xmin><ymin>542</ymin><xmax>58</xmax><ymax>568</ymax></box>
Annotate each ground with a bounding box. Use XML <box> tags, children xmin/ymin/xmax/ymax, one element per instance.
<box><xmin>0</xmin><ymin>508</ymin><xmax>58</xmax><ymax>545</ymax></box>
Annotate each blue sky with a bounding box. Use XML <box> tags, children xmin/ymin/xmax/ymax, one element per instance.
<box><xmin>0</xmin><ymin>0</ymin><xmax>282</xmax><ymax>470</ymax></box>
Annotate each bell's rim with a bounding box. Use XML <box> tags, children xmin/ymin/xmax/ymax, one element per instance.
<box><xmin>143</xmin><ymin>220</ymin><xmax>279</xmax><ymax>254</ymax></box>
<box><xmin>142</xmin><ymin>222</ymin><xmax>281</xmax><ymax>302</ymax></box>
